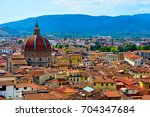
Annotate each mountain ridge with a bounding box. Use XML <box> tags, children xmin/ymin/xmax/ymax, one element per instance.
<box><xmin>0</xmin><ymin>14</ymin><xmax>150</xmax><ymax>37</ymax></box>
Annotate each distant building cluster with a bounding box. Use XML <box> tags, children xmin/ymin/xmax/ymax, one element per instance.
<box><xmin>0</xmin><ymin>22</ymin><xmax>150</xmax><ymax>100</ymax></box>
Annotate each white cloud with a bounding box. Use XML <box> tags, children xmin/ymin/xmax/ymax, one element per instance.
<box><xmin>0</xmin><ymin>0</ymin><xmax>149</xmax><ymax>24</ymax></box>
<box><xmin>46</xmin><ymin>0</ymin><xmax>150</xmax><ymax>16</ymax></box>
<box><xmin>46</xmin><ymin>0</ymin><xmax>150</xmax><ymax>14</ymax></box>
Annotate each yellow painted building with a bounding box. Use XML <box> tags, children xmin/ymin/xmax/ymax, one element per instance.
<box><xmin>92</xmin><ymin>78</ymin><xmax>116</xmax><ymax>91</ymax></box>
<box><xmin>130</xmin><ymin>68</ymin><xmax>150</xmax><ymax>78</ymax></box>
<box><xmin>67</xmin><ymin>70</ymin><xmax>88</xmax><ymax>83</ymax></box>
<box><xmin>63</xmin><ymin>47</ymin><xmax>87</xmax><ymax>54</ymax></box>
<box><xmin>52</xmin><ymin>56</ymin><xmax>71</xmax><ymax>68</ymax></box>
<box><xmin>139</xmin><ymin>78</ymin><xmax>150</xmax><ymax>89</ymax></box>
<box><xmin>89</xmin><ymin>52</ymin><xmax>100</xmax><ymax>60</ymax></box>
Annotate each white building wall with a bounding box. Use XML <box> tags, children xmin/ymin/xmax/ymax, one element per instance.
<box><xmin>0</xmin><ymin>86</ymin><xmax>33</xmax><ymax>99</ymax></box>
<box><xmin>124</xmin><ymin>57</ymin><xmax>142</xmax><ymax>66</ymax></box>
<box><xmin>0</xmin><ymin>85</ymin><xmax>14</xmax><ymax>99</ymax></box>
<box><xmin>127</xmin><ymin>89</ymin><xmax>138</xmax><ymax>95</ymax></box>
<box><xmin>14</xmin><ymin>87</ymin><xmax>32</xmax><ymax>98</ymax></box>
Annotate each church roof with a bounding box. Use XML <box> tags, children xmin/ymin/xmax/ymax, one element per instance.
<box><xmin>21</xmin><ymin>35</ymin><xmax>51</xmax><ymax>51</ymax></box>
<box><xmin>21</xmin><ymin>21</ymin><xmax>51</xmax><ymax>52</ymax></box>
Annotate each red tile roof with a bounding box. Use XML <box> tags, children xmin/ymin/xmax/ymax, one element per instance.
<box><xmin>103</xmin><ymin>91</ymin><xmax>121</xmax><ymax>98</ymax></box>
<box><xmin>15</xmin><ymin>83</ymin><xmax>47</xmax><ymax>90</ymax></box>
<box><xmin>31</xmin><ymin>70</ymin><xmax>45</xmax><ymax>77</ymax></box>
<box><xmin>93</xmin><ymin>77</ymin><xmax>115</xmax><ymax>83</ymax></box>
<box><xmin>10</xmin><ymin>55</ymin><xmax>24</xmax><ymax>59</ymax></box>
<box><xmin>141</xmin><ymin>77</ymin><xmax>150</xmax><ymax>84</ymax></box>
<box><xmin>115</xmin><ymin>78</ymin><xmax>135</xmax><ymax>86</ymax></box>
<box><xmin>124</xmin><ymin>53</ymin><xmax>142</xmax><ymax>60</ymax></box>
<box><xmin>58</xmin><ymin>86</ymin><xmax>77</xmax><ymax>94</ymax></box>
<box><xmin>142</xmin><ymin>95</ymin><xmax>150</xmax><ymax>100</ymax></box>
<box><xmin>0</xmin><ymin>81</ymin><xmax>15</xmax><ymax>86</ymax></box>
<box><xmin>11</xmin><ymin>60</ymin><xmax>27</xmax><ymax>65</ymax></box>
<box><xmin>22</xmin><ymin>35</ymin><xmax>51</xmax><ymax>51</ymax></box>
<box><xmin>131</xmin><ymin>68</ymin><xmax>150</xmax><ymax>73</ymax></box>
<box><xmin>23</xmin><ymin>91</ymin><xmax>68</xmax><ymax>100</ymax></box>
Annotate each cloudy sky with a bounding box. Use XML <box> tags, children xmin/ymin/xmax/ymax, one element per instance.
<box><xmin>0</xmin><ymin>0</ymin><xmax>150</xmax><ymax>24</ymax></box>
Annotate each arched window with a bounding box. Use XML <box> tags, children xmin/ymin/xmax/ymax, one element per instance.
<box><xmin>39</xmin><ymin>58</ymin><xmax>42</xmax><ymax>61</ymax></box>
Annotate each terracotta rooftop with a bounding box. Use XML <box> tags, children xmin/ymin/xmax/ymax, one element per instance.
<box><xmin>115</xmin><ymin>78</ymin><xmax>135</xmax><ymax>86</ymax></box>
<box><xmin>141</xmin><ymin>77</ymin><xmax>150</xmax><ymax>84</ymax></box>
<box><xmin>0</xmin><ymin>81</ymin><xmax>15</xmax><ymax>86</ymax></box>
<box><xmin>23</xmin><ymin>91</ymin><xmax>68</xmax><ymax>100</ymax></box>
<box><xmin>142</xmin><ymin>95</ymin><xmax>150</xmax><ymax>100</ymax></box>
<box><xmin>124</xmin><ymin>53</ymin><xmax>142</xmax><ymax>60</ymax></box>
<box><xmin>15</xmin><ymin>74</ymin><xmax>24</xmax><ymax>77</ymax></box>
<box><xmin>89</xmin><ymin>52</ymin><xmax>105</xmax><ymax>56</ymax></box>
<box><xmin>103</xmin><ymin>91</ymin><xmax>121</xmax><ymax>98</ymax></box>
<box><xmin>58</xmin><ymin>86</ymin><xmax>77</xmax><ymax>94</ymax></box>
<box><xmin>126</xmin><ymin>86</ymin><xmax>140</xmax><ymax>90</ymax></box>
<box><xmin>93</xmin><ymin>77</ymin><xmax>115</xmax><ymax>83</ymax></box>
<box><xmin>72</xmin><ymin>82</ymin><xmax>91</xmax><ymax>89</ymax></box>
<box><xmin>131</xmin><ymin>68</ymin><xmax>150</xmax><ymax>73</ymax></box>
<box><xmin>31</xmin><ymin>70</ymin><xmax>45</xmax><ymax>77</ymax></box>
<box><xmin>46</xmin><ymin>78</ymin><xmax>68</xmax><ymax>84</ymax></box>
<box><xmin>20</xmin><ymin>66</ymin><xmax>32</xmax><ymax>69</ymax></box>
<box><xmin>116</xmin><ymin>82</ymin><xmax>125</xmax><ymax>86</ymax></box>
<box><xmin>15</xmin><ymin>83</ymin><xmax>47</xmax><ymax>90</ymax></box>
<box><xmin>131</xmin><ymin>96</ymin><xmax>142</xmax><ymax>100</ymax></box>
<box><xmin>10</xmin><ymin>55</ymin><xmax>25</xmax><ymax>59</ymax></box>
<box><xmin>88</xmin><ymin>70</ymin><xmax>100</xmax><ymax>77</ymax></box>
<box><xmin>13</xmin><ymin>68</ymin><xmax>23</xmax><ymax>74</ymax></box>
<box><xmin>23</xmin><ymin>74</ymin><xmax>33</xmax><ymax>80</ymax></box>
<box><xmin>67</xmin><ymin>70</ymin><xmax>80</xmax><ymax>74</ymax></box>
<box><xmin>11</xmin><ymin>60</ymin><xmax>27</xmax><ymax>65</ymax></box>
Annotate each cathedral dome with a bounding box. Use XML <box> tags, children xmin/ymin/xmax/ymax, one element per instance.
<box><xmin>21</xmin><ymin>21</ymin><xmax>51</xmax><ymax>52</ymax></box>
<box><xmin>22</xmin><ymin>35</ymin><xmax>51</xmax><ymax>51</ymax></box>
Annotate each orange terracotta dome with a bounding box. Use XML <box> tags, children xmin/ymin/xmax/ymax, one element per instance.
<box><xmin>22</xmin><ymin>35</ymin><xmax>51</xmax><ymax>51</ymax></box>
<box><xmin>21</xmin><ymin>21</ymin><xmax>51</xmax><ymax>52</ymax></box>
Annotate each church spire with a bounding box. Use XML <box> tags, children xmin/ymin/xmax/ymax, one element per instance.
<box><xmin>34</xmin><ymin>20</ymin><xmax>40</xmax><ymax>35</ymax></box>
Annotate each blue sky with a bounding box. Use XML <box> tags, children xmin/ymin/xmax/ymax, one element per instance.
<box><xmin>0</xmin><ymin>0</ymin><xmax>150</xmax><ymax>24</ymax></box>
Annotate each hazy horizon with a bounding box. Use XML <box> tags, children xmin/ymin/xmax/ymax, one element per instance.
<box><xmin>0</xmin><ymin>0</ymin><xmax>150</xmax><ymax>24</ymax></box>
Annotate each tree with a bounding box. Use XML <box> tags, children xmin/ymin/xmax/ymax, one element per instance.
<box><xmin>18</xmin><ymin>40</ymin><xmax>23</xmax><ymax>44</ymax></box>
<box><xmin>111</xmin><ymin>47</ymin><xmax>119</xmax><ymax>53</ymax></box>
<box><xmin>118</xmin><ymin>45</ymin><xmax>124</xmax><ymax>52</ymax></box>
<box><xmin>130</xmin><ymin>44</ymin><xmax>137</xmax><ymax>51</ymax></box>
<box><xmin>142</xmin><ymin>45</ymin><xmax>150</xmax><ymax>50</ymax></box>
<box><xmin>137</xmin><ymin>46</ymin><xmax>142</xmax><ymax>50</ymax></box>
<box><xmin>99</xmin><ymin>46</ymin><xmax>111</xmax><ymax>52</ymax></box>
